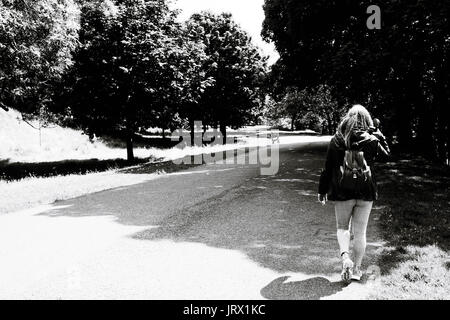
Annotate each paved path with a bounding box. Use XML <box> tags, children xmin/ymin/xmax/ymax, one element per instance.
<box><xmin>0</xmin><ymin>140</ymin><xmax>385</xmax><ymax>299</ymax></box>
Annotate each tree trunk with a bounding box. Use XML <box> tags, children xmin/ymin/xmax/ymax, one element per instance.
<box><xmin>326</xmin><ymin>113</ymin><xmax>333</xmax><ymax>135</ymax></box>
<box><xmin>0</xmin><ymin>101</ymin><xmax>8</xmax><ymax>111</ymax></box>
<box><xmin>447</xmin><ymin>116</ymin><xmax>450</xmax><ymax>166</ymax></box>
<box><xmin>416</xmin><ymin>107</ymin><xmax>435</xmax><ymax>158</ymax></box>
<box><xmin>397</xmin><ymin>74</ymin><xmax>419</xmax><ymax>150</ymax></box>
<box><xmin>435</xmin><ymin>68</ymin><xmax>449</xmax><ymax>164</ymax></box>
<box><xmin>415</xmin><ymin>81</ymin><xmax>436</xmax><ymax>158</ymax></box>
<box><xmin>436</xmin><ymin>98</ymin><xmax>447</xmax><ymax>162</ymax></box>
<box><xmin>162</xmin><ymin>128</ymin><xmax>166</xmax><ymax>139</ymax></box>
<box><xmin>220</xmin><ymin>123</ymin><xmax>227</xmax><ymax>145</ymax></box>
<box><xmin>436</xmin><ymin>124</ymin><xmax>446</xmax><ymax>162</ymax></box>
<box><xmin>291</xmin><ymin>113</ymin><xmax>298</xmax><ymax>131</ymax></box>
<box><xmin>396</xmin><ymin>101</ymin><xmax>413</xmax><ymax>149</ymax></box>
<box><xmin>190</xmin><ymin>119</ymin><xmax>195</xmax><ymax>146</ymax></box>
<box><xmin>126</xmin><ymin>133</ymin><xmax>134</xmax><ymax>162</ymax></box>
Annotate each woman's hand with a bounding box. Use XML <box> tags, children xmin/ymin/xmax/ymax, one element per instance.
<box><xmin>372</xmin><ymin>129</ymin><xmax>391</xmax><ymax>157</ymax></box>
<box><xmin>318</xmin><ymin>194</ymin><xmax>327</xmax><ymax>206</ymax></box>
<box><xmin>372</xmin><ymin>129</ymin><xmax>386</xmax><ymax>142</ymax></box>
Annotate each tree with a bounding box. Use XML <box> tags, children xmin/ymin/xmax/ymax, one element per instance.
<box><xmin>277</xmin><ymin>87</ymin><xmax>308</xmax><ymax>131</ymax></box>
<box><xmin>63</xmin><ymin>0</ymin><xmax>200</xmax><ymax>161</ymax></box>
<box><xmin>263</xmin><ymin>0</ymin><xmax>449</xmax><ymax>163</ymax></box>
<box><xmin>168</xmin><ymin>17</ymin><xmax>215</xmax><ymax>145</ymax></box>
<box><xmin>0</xmin><ymin>0</ymin><xmax>80</xmax><ymax>116</ymax></box>
<box><xmin>186</xmin><ymin>12</ymin><xmax>268</xmax><ymax>144</ymax></box>
<box><xmin>309</xmin><ymin>85</ymin><xmax>344</xmax><ymax>134</ymax></box>
<box><xmin>264</xmin><ymin>84</ymin><xmax>342</xmax><ymax>133</ymax></box>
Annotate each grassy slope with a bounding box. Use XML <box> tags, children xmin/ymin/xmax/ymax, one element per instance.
<box><xmin>369</xmin><ymin>156</ymin><xmax>450</xmax><ymax>299</ymax></box>
<box><xmin>0</xmin><ymin>108</ymin><xmax>156</xmax><ymax>163</ymax></box>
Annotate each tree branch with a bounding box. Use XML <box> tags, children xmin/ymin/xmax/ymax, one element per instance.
<box><xmin>0</xmin><ymin>102</ymin><xmax>9</xmax><ymax>111</ymax></box>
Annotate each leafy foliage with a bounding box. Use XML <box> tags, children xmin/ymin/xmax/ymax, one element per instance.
<box><xmin>263</xmin><ymin>0</ymin><xmax>450</xmax><ymax>162</ymax></box>
<box><xmin>0</xmin><ymin>0</ymin><xmax>80</xmax><ymax>116</ymax></box>
<box><xmin>186</xmin><ymin>12</ymin><xmax>268</xmax><ymax>140</ymax></box>
<box><xmin>61</xmin><ymin>0</ymin><xmax>214</xmax><ymax>159</ymax></box>
<box><xmin>1</xmin><ymin>0</ymin><xmax>270</xmax><ymax>160</ymax></box>
<box><xmin>264</xmin><ymin>85</ymin><xmax>343</xmax><ymax>133</ymax></box>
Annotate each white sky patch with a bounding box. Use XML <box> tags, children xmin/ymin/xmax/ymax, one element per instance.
<box><xmin>171</xmin><ymin>0</ymin><xmax>279</xmax><ymax>65</ymax></box>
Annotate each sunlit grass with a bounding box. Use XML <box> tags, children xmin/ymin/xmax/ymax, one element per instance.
<box><xmin>370</xmin><ymin>156</ymin><xmax>450</xmax><ymax>300</ymax></box>
<box><xmin>0</xmin><ymin>108</ymin><xmax>156</xmax><ymax>163</ymax></box>
<box><xmin>0</xmin><ymin>171</ymin><xmax>157</xmax><ymax>214</ymax></box>
<box><xmin>370</xmin><ymin>245</ymin><xmax>449</xmax><ymax>300</ymax></box>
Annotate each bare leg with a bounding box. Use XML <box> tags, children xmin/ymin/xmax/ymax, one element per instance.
<box><xmin>352</xmin><ymin>200</ymin><xmax>373</xmax><ymax>268</ymax></box>
<box><xmin>335</xmin><ymin>200</ymin><xmax>356</xmax><ymax>256</ymax></box>
<box><xmin>337</xmin><ymin>229</ymin><xmax>351</xmax><ymax>256</ymax></box>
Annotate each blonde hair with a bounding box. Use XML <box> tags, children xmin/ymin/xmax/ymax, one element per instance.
<box><xmin>337</xmin><ymin>104</ymin><xmax>374</xmax><ymax>148</ymax></box>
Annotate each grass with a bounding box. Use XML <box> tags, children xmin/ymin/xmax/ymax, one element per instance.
<box><xmin>0</xmin><ymin>108</ymin><xmax>160</xmax><ymax>163</ymax></box>
<box><xmin>377</xmin><ymin>156</ymin><xmax>450</xmax><ymax>251</ymax></box>
<box><xmin>370</xmin><ymin>245</ymin><xmax>449</xmax><ymax>300</ymax></box>
<box><xmin>368</xmin><ymin>155</ymin><xmax>450</xmax><ymax>299</ymax></box>
<box><xmin>0</xmin><ymin>170</ymin><xmax>159</xmax><ymax>214</ymax></box>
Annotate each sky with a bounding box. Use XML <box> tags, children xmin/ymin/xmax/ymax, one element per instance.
<box><xmin>171</xmin><ymin>0</ymin><xmax>279</xmax><ymax>65</ymax></box>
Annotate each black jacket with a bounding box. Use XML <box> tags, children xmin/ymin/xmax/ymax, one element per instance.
<box><xmin>318</xmin><ymin>130</ymin><xmax>390</xmax><ymax>202</ymax></box>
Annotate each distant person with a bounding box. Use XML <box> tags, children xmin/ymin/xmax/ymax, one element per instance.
<box><xmin>317</xmin><ymin>105</ymin><xmax>390</xmax><ymax>282</ymax></box>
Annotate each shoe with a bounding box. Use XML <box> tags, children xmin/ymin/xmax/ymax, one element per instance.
<box><xmin>341</xmin><ymin>256</ymin><xmax>354</xmax><ymax>283</ymax></box>
<box><xmin>352</xmin><ymin>267</ymin><xmax>363</xmax><ymax>281</ymax></box>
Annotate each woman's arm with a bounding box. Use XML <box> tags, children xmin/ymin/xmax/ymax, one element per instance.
<box><xmin>318</xmin><ymin>141</ymin><xmax>335</xmax><ymax>196</ymax></box>
<box><xmin>372</xmin><ymin>130</ymin><xmax>390</xmax><ymax>159</ymax></box>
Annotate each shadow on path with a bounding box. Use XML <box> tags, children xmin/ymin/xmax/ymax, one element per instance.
<box><xmin>261</xmin><ymin>276</ymin><xmax>349</xmax><ymax>300</ymax></box>
<box><xmin>129</xmin><ymin>143</ymin><xmax>382</xmax><ymax>275</ymax></box>
<box><xmin>40</xmin><ymin>141</ymin><xmax>383</xmax><ymax>294</ymax></box>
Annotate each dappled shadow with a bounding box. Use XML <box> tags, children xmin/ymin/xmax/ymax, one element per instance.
<box><xmin>369</xmin><ymin>155</ymin><xmax>450</xmax><ymax>275</ymax></box>
<box><xmin>261</xmin><ymin>276</ymin><xmax>348</xmax><ymax>300</ymax></box>
<box><xmin>375</xmin><ymin>156</ymin><xmax>450</xmax><ymax>251</ymax></box>
<box><xmin>376</xmin><ymin>246</ymin><xmax>417</xmax><ymax>276</ymax></box>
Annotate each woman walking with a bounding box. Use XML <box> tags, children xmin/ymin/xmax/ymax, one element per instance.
<box><xmin>318</xmin><ymin>105</ymin><xmax>390</xmax><ymax>282</ymax></box>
